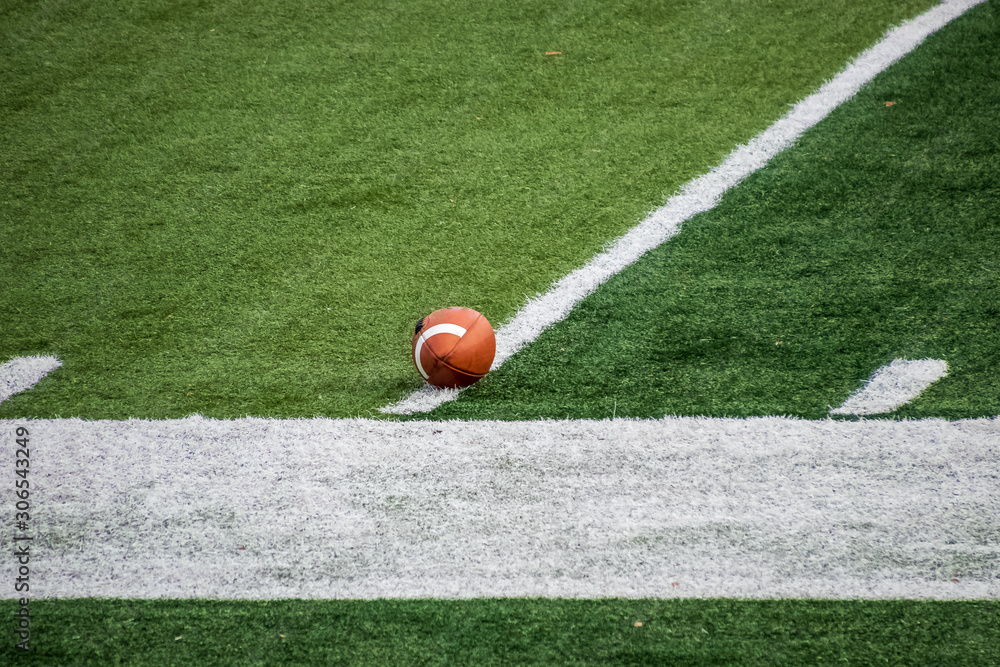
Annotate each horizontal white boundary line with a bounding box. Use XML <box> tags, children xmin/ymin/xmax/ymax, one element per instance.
<box><xmin>381</xmin><ymin>0</ymin><xmax>986</xmax><ymax>416</ymax></box>
<box><xmin>7</xmin><ymin>415</ymin><xmax>998</xmax><ymax>600</ymax></box>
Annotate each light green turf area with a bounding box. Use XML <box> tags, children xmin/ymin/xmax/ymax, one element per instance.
<box><xmin>3</xmin><ymin>598</ymin><xmax>998</xmax><ymax>665</ymax></box>
<box><xmin>0</xmin><ymin>0</ymin><xmax>937</xmax><ymax>419</ymax></box>
<box><xmin>425</xmin><ymin>0</ymin><xmax>1000</xmax><ymax>421</ymax></box>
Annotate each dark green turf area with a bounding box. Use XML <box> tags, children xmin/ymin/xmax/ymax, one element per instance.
<box><xmin>0</xmin><ymin>0</ymin><xmax>937</xmax><ymax>419</ymax></box>
<box><xmin>425</xmin><ymin>1</ymin><xmax>1000</xmax><ymax>421</ymax></box>
<box><xmin>3</xmin><ymin>598</ymin><xmax>998</xmax><ymax>665</ymax></box>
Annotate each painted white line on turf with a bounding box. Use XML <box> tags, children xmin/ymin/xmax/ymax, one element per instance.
<box><xmin>8</xmin><ymin>415</ymin><xmax>998</xmax><ymax>600</ymax></box>
<box><xmin>380</xmin><ymin>0</ymin><xmax>987</xmax><ymax>416</ymax></box>
<box><xmin>832</xmin><ymin>359</ymin><xmax>948</xmax><ymax>416</ymax></box>
<box><xmin>0</xmin><ymin>356</ymin><xmax>61</xmax><ymax>405</ymax></box>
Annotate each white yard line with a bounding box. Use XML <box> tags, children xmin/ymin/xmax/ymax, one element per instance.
<box><xmin>382</xmin><ymin>0</ymin><xmax>987</xmax><ymax>415</ymax></box>
<box><xmin>6</xmin><ymin>415</ymin><xmax>998</xmax><ymax>600</ymax></box>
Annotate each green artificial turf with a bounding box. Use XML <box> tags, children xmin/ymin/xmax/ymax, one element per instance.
<box><xmin>3</xmin><ymin>598</ymin><xmax>998</xmax><ymax>665</ymax></box>
<box><xmin>0</xmin><ymin>0</ymin><xmax>937</xmax><ymax>419</ymax></box>
<box><xmin>425</xmin><ymin>0</ymin><xmax>1000</xmax><ymax>421</ymax></box>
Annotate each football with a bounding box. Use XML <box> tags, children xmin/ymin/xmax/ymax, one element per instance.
<box><xmin>412</xmin><ymin>307</ymin><xmax>496</xmax><ymax>388</ymax></box>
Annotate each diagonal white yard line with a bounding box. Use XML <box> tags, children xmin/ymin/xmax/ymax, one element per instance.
<box><xmin>6</xmin><ymin>416</ymin><xmax>998</xmax><ymax>600</ymax></box>
<box><xmin>381</xmin><ymin>0</ymin><xmax>988</xmax><ymax>415</ymax></box>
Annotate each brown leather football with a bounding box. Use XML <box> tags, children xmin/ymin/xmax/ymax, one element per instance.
<box><xmin>412</xmin><ymin>307</ymin><xmax>496</xmax><ymax>388</ymax></box>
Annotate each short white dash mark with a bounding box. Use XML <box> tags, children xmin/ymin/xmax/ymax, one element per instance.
<box><xmin>0</xmin><ymin>356</ymin><xmax>62</xmax><ymax>405</ymax></box>
<box><xmin>831</xmin><ymin>358</ymin><xmax>948</xmax><ymax>416</ymax></box>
